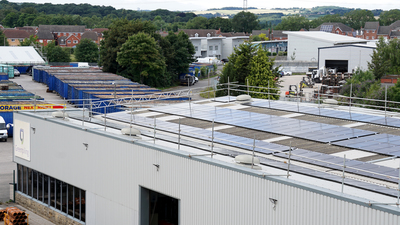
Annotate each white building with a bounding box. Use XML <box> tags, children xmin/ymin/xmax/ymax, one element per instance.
<box><xmin>318</xmin><ymin>44</ymin><xmax>376</xmax><ymax>73</ymax></box>
<box><xmin>190</xmin><ymin>36</ymin><xmax>249</xmax><ymax>60</ymax></box>
<box><xmin>284</xmin><ymin>31</ymin><xmax>368</xmax><ymax>62</ymax></box>
<box><xmin>13</xmin><ymin>94</ymin><xmax>400</xmax><ymax>225</ymax></box>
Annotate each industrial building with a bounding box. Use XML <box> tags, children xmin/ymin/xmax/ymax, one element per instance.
<box><xmin>12</xmin><ymin>90</ymin><xmax>400</xmax><ymax>224</ymax></box>
<box><xmin>189</xmin><ymin>36</ymin><xmax>249</xmax><ymax>60</ymax></box>
<box><xmin>284</xmin><ymin>31</ymin><xmax>369</xmax><ymax>62</ymax></box>
<box><xmin>318</xmin><ymin>44</ymin><xmax>376</xmax><ymax>73</ymax></box>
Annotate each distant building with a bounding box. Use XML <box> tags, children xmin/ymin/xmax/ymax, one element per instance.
<box><xmin>37</xmin><ymin>25</ymin><xmax>86</xmax><ymax>47</ymax></box>
<box><xmin>356</xmin><ymin>21</ymin><xmax>400</xmax><ymax>40</ymax></box>
<box><xmin>310</xmin><ymin>23</ymin><xmax>354</xmax><ymax>37</ymax></box>
<box><xmin>252</xmin><ymin>29</ymin><xmax>288</xmax><ymax>40</ymax></box>
<box><xmin>2</xmin><ymin>29</ymin><xmax>30</xmax><ymax>46</ymax></box>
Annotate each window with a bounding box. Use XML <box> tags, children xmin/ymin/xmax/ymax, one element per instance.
<box><xmin>73</xmin><ymin>40</ymin><xmax>78</xmax><ymax>44</ymax></box>
<box><xmin>209</xmin><ymin>46</ymin><xmax>213</xmax><ymax>50</ymax></box>
<box><xmin>17</xmin><ymin>164</ymin><xmax>86</xmax><ymax>223</ymax></box>
<box><xmin>67</xmin><ymin>40</ymin><xmax>71</xmax><ymax>43</ymax></box>
<box><xmin>195</xmin><ymin>46</ymin><xmax>198</xmax><ymax>51</ymax></box>
<box><xmin>11</xmin><ymin>39</ymin><xmax>15</xmax><ymax>42</ymax></box>
<box><xmin>39</xmin><ymin>40</ymin><xmax>43</xmax><ymax>43</ymax></box>
<box><xmin>215</xmin><ymin>45</ymin><xmax>218</xmax><ymax>50</ymax></box>
<box><xmin>366</xmin><ymin>36</ymin><xmax>369</xmax><ymax>39</ymax></box>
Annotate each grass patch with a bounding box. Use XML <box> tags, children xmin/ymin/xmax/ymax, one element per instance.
<box><xmin>200</xmin><ymin>87</ymin><xmax>216</xmax><ymax>98</ymax></box>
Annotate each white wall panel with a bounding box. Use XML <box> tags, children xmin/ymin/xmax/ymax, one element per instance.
<box><xmin>14</xmin><ymin>113</ymin><xmax>400</xmax><ymax>225</ymax></box>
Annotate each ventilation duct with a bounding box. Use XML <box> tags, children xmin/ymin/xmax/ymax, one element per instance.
<box><xmin>236</xmin><ymin>94</ymin><xmax>253</xmax><ymax>104</ymax></box>
<box><xmin>234</xmin><ymin>154</ymin><xmax>262</xmax><ymax>170</ymax></box>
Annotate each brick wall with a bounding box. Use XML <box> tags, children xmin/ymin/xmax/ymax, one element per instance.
<box><xmin>16</xmin><ymin>192</ymin><xmax>82</xmax><ymax>225</ymax></box>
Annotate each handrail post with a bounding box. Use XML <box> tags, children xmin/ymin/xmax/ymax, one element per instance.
<box><xmin>342</xmin><ymin>154</ymin><xmax>346</xmax><ymax>193</ymax></box>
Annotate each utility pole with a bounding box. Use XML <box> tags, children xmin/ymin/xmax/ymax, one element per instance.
<box><xmin>243</xmin><ymin>0</ymin><xmax>247</xmax><ymax>11</ymax></box>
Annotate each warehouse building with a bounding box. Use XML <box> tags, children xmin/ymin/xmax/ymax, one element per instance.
<box><xmin>12</xmin><ymin>95</ymin><xmax>400</xmax><ymax>225</ymax></box>
<box><xmin>284</xmin><ymin>31</ymin><xmax>369</xmax><ymax>62</ymax></box>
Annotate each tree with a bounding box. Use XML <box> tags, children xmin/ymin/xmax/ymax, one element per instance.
<box><xmin>185</xmin><ymin>16</ymin><xmax>208</xmax><ymax>29</ymax></box>
<box><xmin>165</xmin><ymin>31</ymin><xmax>195</xmax><ymax>76</ymax></box>
<box><xmin>274</xmin><ymin>15</ymin><xmax>309</xmax><ymax>31</ymax></box>
<box><xmin>344</xmin><ymin>10</ymin><xmax>376</xmax><ymax>30</ymax></box>
<box><xmin>44</xmin><ymin>41</ymin><xmax>70</xmax><ymax>62</ymax></box>
<box><xmin>368</xmin><ymin>37</ymin><xmax>400</xmax><ymax>80</ymax></box>
<box><xmin>75</xmin><ymin>38</ymin><xmax>99</xmax><ymax>62</ymax></box>
<box><xmin>0</xmin><ymin>29</ymin><xmax>9</xmax><ymax>46</ymax></box>
<box><xmin>116</xmin><ymin>32</ymin><xmax>165</xmax><ymax>85</ymax></box>
<box><xmin>19</xmin><ymin>35</ymin><xmax>37</xmax><ymax>46</ymax></box>
<box><xmin>247</xmin><ymin>46</ymin><xmax>279</xmax><ymax>99</ymax></box>
<box><xmin>207</xmin><ymin>17</ymin><xmax>232</xmax><ymax>32</ymax></box>
<box><xmin>379</xmin><ymin>9</ymin><xmax>400</xmax><ymax>26</ymax></box>
<box><xmin>100</xmin><ymin>18</ymin><xmax>156</xmax><ymax>74</ymax></box>
<box><xmin>232</xmin><ymin>11</ymin><xmax>260</xmax><ymax>33</ymax></box>
<box><xmin>309</xmin><ymin>14</ymin><xmax>343</xmax><ymax>28</ymax></box>
<box><xmin>152</xmin><ymin>15</ymin><xmax>166</xmax><ymax>31</ymax></box>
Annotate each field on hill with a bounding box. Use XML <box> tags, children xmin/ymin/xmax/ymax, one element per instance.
<box><xmin>192</xmin><ymin>8</ymin><xmax>302</xmax><ymax>16</ymax></box>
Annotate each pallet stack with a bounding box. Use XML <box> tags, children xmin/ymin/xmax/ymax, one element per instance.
<box><xmin>3</xmin><ymin>207</ymin><xmax>28</xmax><ymax>225</ymax></box>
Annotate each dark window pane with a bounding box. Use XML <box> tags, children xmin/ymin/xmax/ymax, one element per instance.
<box><xmin>81</xmin><ymin>190</ymin><xmax>85</xmax><ymax>222</ymax></box>
<box><xmin>18</xmin><ymin>164</ymin><xmax>22</xmax><ymax>192</ymax></box>
<box><xmin>68</xmin><ymin>185</ymin><xmax>74</xmax><ymax>217</ymax></box>
<box><xmin>56</xmin><ymin>180</ymin><xmax>62</xmax><ymax>210</ymax></box>
<box><xmin>23</xmin><ymin>166</ymin><xmax>27</xmax><ymax>194</ymax></box>
<box><xmin>62</xmin><ymin>183</ymin><xmax>67</xmax><ymax>214</ymax></box>
<box><xmin>32</xmin><ymin>171</ymin><xmax>38</xmax><ymax>199</ymax></box>
<box><xmin>74</xmin><ymin>187</ymin><xmax>81</xmax><ymax>220</ymax></box>
<box><xmin>44</xmin><ymin>175</ymin><xmax>49</xmax><ymax>205</ymax></box>
<box><xmin>38</xmin><ymin>173</ymin><xmax>44</xmax><ymax>202</ymax></box>
<box><xmin>50</xmin><ymin>177</ymin><xmax>55</xmax><ymax>208</ymax></box>
<box><xmin>27</xmin><ymin>168</ymin><xmax>32</xmax><ymax>196</ymax></box>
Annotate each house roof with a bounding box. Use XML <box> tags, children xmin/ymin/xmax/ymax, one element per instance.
<box><xmin>16</xmin><ymin>27</ymin><xmax>37</xmax><ymax>36</ymax></box>
<box><xmin>81</xmin><ymin>31</ymin><xmax>98</xmax><ymax>41</ymax></box>
<box><xmin>221</xmin><ymin>32</ymin><xmax>249</xmax><ymax>37</ymax></box>
<box><xmin>36</xmin><ymin>30</ymin><xmax>55</xmax><ymax>40</ymax></box>
<box><xmin>271</xmin><ymin>30</ymin><xmax>287</xmax><ymax>38</ymax></box>
<box><xmin>92</xmin><ymin>28</ymin><xmax>108</xmax><ymax>33</ymax></box>
<box><xmin>311</xmin><ymin>23</ymin><xmax>353</xmax><ymax>32</ymax></box>
<box><xmin>2</xmin><ymin>29</ymin><xmax>30</xmax><ymax>39</ymax></box>
<box><xmin>390</xmin><ymin>31</ymin><xmax>400</xmax><ymax>37</ymax></box>
<box><xmin>178</xmin><ymin>29</ymin><xmax>218</xmax><ymax>37</ymax></box>
<box><xmin>389</xmin><ymin>20</ymin><xmax>400</xmax><ymax>31</ymax></box>
<box><xmin>364</xmin><ymin>22</ymin><xmax>379</xmax><ymax>30</ymax></box>
<box><xmin>252</xmin><ymin>30</ymin><xmax>270</xmax><ymax>36</ymax></box>
<box><xmin>378</xmin><ymin>26</ymin><xmax>391</xmax><ymax>35</ymax></box>
<box><xmin>38</xmin><ymin>25</ymin><xmax>86</xmax><ymax>33</ymax></box>
<box><xmin>284</xmin><ymin>31</ymin><xmax>368</xmax><ymax>44</ymax></box>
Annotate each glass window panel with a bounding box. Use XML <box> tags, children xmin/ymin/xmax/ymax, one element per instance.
<box><xmin>38</xmin><ymin>172</ymin><xmax>44</xmax><ymax>202</ymax></box>
<box><xmin>68</xmin><ymin>185</ymin><xmax>74</xmax><ymax>217</ymax></box>
<box><xmin>23</xmin><ymin>166</ymin><xmax>27</xmax><ymax>194</ymax></box>
<box><xmin>74</xmin><ymin>187</ymin><xmax>81</xmax><ymax>220</ymax></box>
<box><xmin>18</xmin><ymin>164</ymin><xmax>23</xmax><ymax>192</ymax></box>
<box><xmin>33</xmin><ymin>171</ymin><xmax>38</xmax><ymax>199</ymax></box>
<box><xmin>81</xmin><ymin>190</ymin><xmax>86</xmax><ymax>222</ymax></box>
<box><xmin>28</xmin><ymin>168</ymin><xmax>32</xmax><ymax>196</ymax></box>
<box><xmin>56</xmin><ymin>180</ymin><xmax>62</xmax><ymax>210</ymax></box>
<box><xmin>50</xmin><ymin>177</ymin><xmax>56</xmax><ymax>208</ymax></box>
<box><xmin>62</xmin><ymin>183</ymin><xmax>67</xmax><ymax>214</ymax></box>
<box><xmin>44</xmin><ymin>175</ymin><xmax>49</xmax><ymax>205</ymax></box>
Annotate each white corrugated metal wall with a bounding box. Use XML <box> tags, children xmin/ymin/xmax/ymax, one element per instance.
<box><xmin>287</xmin><ymin>35</ymin><xmax>332</xmax><ymax>61</ymax></box>
<box><xmin>14</xmin><ymin>113</ymin><xmax>400</xmax><ymax>225</ymax></box>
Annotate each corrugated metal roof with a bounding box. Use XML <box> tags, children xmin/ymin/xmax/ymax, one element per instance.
<box><xmin>0</xmin><ymin>46</ymin><xmax>45</xmax><ymax>64</ymax></box>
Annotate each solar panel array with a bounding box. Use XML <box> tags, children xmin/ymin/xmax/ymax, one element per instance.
<box><xmin>106</xmin><ymin>113</ymin><xmax>289</xmax><ymax>155</ymax></box>
<box><xmin>104</xmin><ymin>111</ymin><xmax>400</xmax><ymax>197</ymax></box>
<box><xmin>250</xmin><ymin>100</ymin><xmax>400</xmax><ymax>128</ymax></box>
<box><xmin>258</xmin><ymin>157</ymin><xmax>399</xmax><ymax>198</ymax></box>
<box><xmin>333</xmin><ymin>133</ymin><xmax>400</xmax><ymax>157</ymax></box>
<box><xmin>320</xmin><ymin>25</ymin><xmax>334</xmax><ymax>32</ymax></box>
<box><xmin>150</xmin><ymin>103</ymin><xmax>375</xmax><ymax>143</ymax></box>
<box><xmin>274</xmin><ymin>149</ymin><xmax>399</xmax><ymax>183</ymax></box>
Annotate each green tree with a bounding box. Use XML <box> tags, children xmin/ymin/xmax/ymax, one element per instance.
<box><xmin>0</xmin><ymin>29</ymin><xmax>8</xmax><ymax>46</ymax></box>
<box><xmin>100</xmin><ymin>18</ymin><xmax>156</xmax><ymax>74</ymax></box>
<box><xmin>368</xmin><ymin>37</ymin><xmax>400</xmax><ymax>80</ymax></box>
<box><xmin>379</xmin><ymin>9</ymin><xmax>400</xmax><ymax>26</ymax></box>
<box><xmin>19</xmin><ymin>35</ymin><xmax>37</xmax><ymax>46</ymax></box>
<box><xmin>344</xmin><ymin>10</ymin><xmax>376</xmax><ymax>30</ymax></box>
<box><xmin>116</xmin><ymin>32</ymin><xmax>165</xmax><ymax>85</ymax></box>
<box><xmin>207</xmin><ymin>17</ymin><xmax>232</xmax><ymax>32</ymax></box>
<box><xmin>232</xmin><ymin>11</ymin><xmax>260</xmax><ymax>33</ymax></box>
<box><xmin>75</xmin><ymin>38</ymin><xmax>99</xmax><ymax>62</ymax></box>
<box><xmin>165</xmin><ymin>31</ymin><xmax>195</xmax><ymax>76</ymax></box>
<box><xmin>248</xmin><ymin>46</ymin><xmax>279</xmax><ymax>99</ymax></box>
<box><xmin>274</xmin><ymin>15</ymin><xmax>309</xmax><ymax>31</ymax></box>
<box><xmin>44</xmin><ymin>41</ymin><xmax>70</xmax><ymax>62</ymax></box>
<box><xmin>152</xmin><ymin>15</ymin><xmax>166</xmax><ymax>31</ymax></box>
<box><xmin>185</xmin><ymin>16</ymin><xmax>208</xmax><ymax>29</ymax></box>
<box><xmin>309</xmin><ymin>14</ymin><xmax>343</xmax><ymax>28</ymax></box>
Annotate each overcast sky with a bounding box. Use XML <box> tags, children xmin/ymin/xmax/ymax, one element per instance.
<box><xmin>10</xmin><ymin>0</ymin><xmax>399</xmax><ymax>11</ymax></box>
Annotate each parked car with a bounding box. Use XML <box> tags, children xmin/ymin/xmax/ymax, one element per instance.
<box><xmin>14</xmin><ymin>69</ymin><xmax>20</xmax><ymax>77</ymax></box>
<box><xmin>281</xmin><ymin>70</ymin><xmax>292</xmax><ymax>76</ymax></box>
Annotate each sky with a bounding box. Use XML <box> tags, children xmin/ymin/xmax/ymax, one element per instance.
<box><xmin>10</xmin><ymin>0</ymin><xmax>400</xmax><ymax>11</ymax></box>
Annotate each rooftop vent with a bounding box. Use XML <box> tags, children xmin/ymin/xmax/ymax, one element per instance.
<box><xmin>207</xmin><ymin>33</ymin><xmax>211</xmax><ymax>37</ymax></box>
<box><xmin>234</xmin><ymin>154</ymin><xmax>262</xmax><ymax>170</ymax></box>
<box><xmin>195</xmin><ymin>33</ymin><xmax>199</xmax><ymax>37</ymax></box>
<box><xmin>121</xmin><ymin>127</ymin><xmax>142</xmax><ymax>139</ymax></box>
<box><xmin>236</xmin><ymin>94</ymin><xmax>253</xmax><ymax>104</ymax></box>
<box><xmin>52</xmin><ymin>111</ymin><xmax>69</xmax><ymax>120</ymax></box>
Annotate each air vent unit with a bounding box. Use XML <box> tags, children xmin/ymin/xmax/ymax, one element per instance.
<box><xmin>52</xmin><ymin>111</ymin><xmax>69</xmax><ymax>119</ymax></box>
<box><xmin>234</xmin><ymin>154</ymin><xmax>261</xmax><ymax>170</ymax></box>
<box><xmin>236</xmin><ymin>94</ymin><xmax>253</xmax><ymax>104</ymax></box>
<box><xmin>121</xmin><ymin>127</ymin><xmax>142</xmax><ymax>139</ymax></box>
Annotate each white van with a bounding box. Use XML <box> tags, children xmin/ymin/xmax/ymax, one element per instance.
<box><xmin>0</xmin><ymin>116</ymin><xmax>11</xmax><ymax>142</ymax></box>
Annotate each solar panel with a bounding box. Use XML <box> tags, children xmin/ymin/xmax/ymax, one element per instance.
<box><xmin>250</xmin><ymin>99</ymin><xmax>400</xmax><ymax>128</ymax></box>
<box><xmin>149</xmin><ymin>103</ymin><xmax>376</xmax><ymax>144</ymax></box>
<box><xmin>274</xmin><ymin>149</ymin><xmax>399</xmax><ymax>183</ymax></box>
